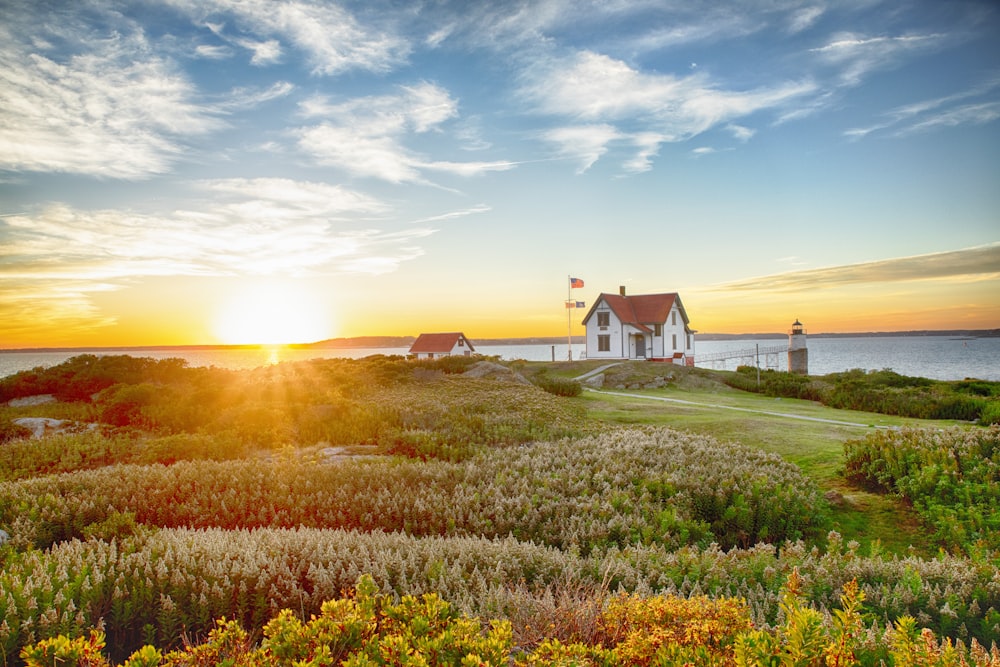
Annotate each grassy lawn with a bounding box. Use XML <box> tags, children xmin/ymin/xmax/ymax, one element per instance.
<box><xmin>570</xmin><ymin>365</ymin><xmax>963</xmax><ymax>557</ymax></box>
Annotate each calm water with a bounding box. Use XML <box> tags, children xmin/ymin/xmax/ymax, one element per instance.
<box><xmin>1</xmin><ymin>336</ymin><xmax>997</xmax><ymax>381</ymax></box>
<box><xmin>691</xmin><ymin>336</ymin><xmax>999</xmax><ymax>381</ymax></box>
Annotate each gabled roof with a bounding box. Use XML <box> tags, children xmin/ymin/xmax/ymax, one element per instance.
<box><xmin>582</xmin><ymin>292</ymin><xmax>691</xmax><ymax>328</ymax></box>
<box><xmin>409</xmin><ymin>332</ymin><xmax>474</xmax><ymax>353</ymax></box>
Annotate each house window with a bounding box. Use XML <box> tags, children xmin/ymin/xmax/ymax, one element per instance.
<box><xmin>687</xmin><ymin>334</ymin><xmax>692</xmax><ymax>349</ymax></box>
<box><xmin>672</xmin><ymin>311</ymin><xmax>677</xmax><ymax>326</ymax></box>
<box><xmin>672</xmin><ymin>334</ymin><xmax>677</xmax><ymax>350</ymax></box>
<box><xmin>597</xmin><ymin>312</ymin><xmax>610</xmax><ymax>327</ymax></box>
<box><xmin>458</xmin><ymin>338</ymin><xmax>464</xmax><ymax>346</ymax></box>
<box><xmin>654</xmin><ymin>324</ymin><xmax>662</xmax><ymax>336</ymax></box>
<box><xmin>598</xmin><ymin>335</ymin><xmax>610</xmax><ymax>352</ymax></box>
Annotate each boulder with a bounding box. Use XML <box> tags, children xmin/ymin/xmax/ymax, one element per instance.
<box><xmin>7</xmin><ymin>394</ymin><xmax>56</xmax><ymax>407</ymax></box>
<box><xmin>463</xmin><ymin>361</ymin><xmax>531</xmax><ymax>385</ymax></box>
<box><xmin>12</xmin><ymin>417</ymin><xmax>97</xmax><ymax>439</ymax></box>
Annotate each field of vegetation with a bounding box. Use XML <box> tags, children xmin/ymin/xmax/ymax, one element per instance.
<box><xmin>722</xmin><ymin>365</ymin><xmax>1000</xmax><ymax>425</ymax></box>
<box><xmin>1</xmin><ymin>354</ymin><xmax>999</xmax><ymax>666</ymax></box>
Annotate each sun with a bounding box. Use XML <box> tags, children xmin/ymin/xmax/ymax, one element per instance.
<box><xmin>213</xmin><ymin>283</ymin><xmax>333</xmax><ymax>345</ymax></box>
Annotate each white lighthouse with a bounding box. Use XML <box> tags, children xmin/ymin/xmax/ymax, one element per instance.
<box><xmin>788</xmin><ymin>319</ymin><xmax>808</xmax><ymax>375</ymax></box>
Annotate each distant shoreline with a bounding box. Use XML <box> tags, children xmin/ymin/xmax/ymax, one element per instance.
<box><xmin>696</xmin><ymin>329</ymin><xmax>1000</xmax><ymax>341</ymax></box>
<box><xmin>2</xmin><ymin>329</ymin><xmax>998</xmax><ymax>353</ymax></box>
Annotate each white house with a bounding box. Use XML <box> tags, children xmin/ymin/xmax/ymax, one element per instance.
<box><xmin>409</xmin><ymin>332</ymin><xmax>475</xmax><ymax>359</ymax></box>
<box><xmin>581</xmin><ymin>287</ymin><xmax>695</xmax><ymax>364</ymax></box>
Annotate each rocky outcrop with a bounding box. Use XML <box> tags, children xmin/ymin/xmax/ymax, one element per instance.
<box><xmin>462</xmin><ymin>361</ymin><xmax>531</xmax><ymax>385</ymax></box>
<box><xmin>12</xmin><ymin>417</ymin><xmax>97</xmax><ymax>439</ymax></box>
<box><xmin>7</xmin><ymin>394</ymin><xmax>56</xmax><ymax>407</ymax></box>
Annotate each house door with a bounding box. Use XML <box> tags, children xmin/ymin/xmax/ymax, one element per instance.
<box><xmin>635</xmin><ymin>335</ymin><xmax>646</xmax><ymax>358</ymax></box>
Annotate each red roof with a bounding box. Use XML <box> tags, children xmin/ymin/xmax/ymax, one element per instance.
<box><xmin>583</xmin><ymin>292</ymin><xmax>690</xmax><ymax>328</ymax></box>
<box><xmin>409</xmin><ymin>332</ymin><xmax>474</xmax><ymax>354</ymax></box>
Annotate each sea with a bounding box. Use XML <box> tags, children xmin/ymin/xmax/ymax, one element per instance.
<box><xmin>1</xmin><ymin>335</ymin><xmax>998</xmax><ymax>382</ymax></box>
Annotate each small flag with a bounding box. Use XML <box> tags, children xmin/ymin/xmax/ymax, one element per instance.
<box><xmin>565</xmin><ymin>301</ymin><xmax>575</xmax><ymax>308</ymax></box>
<box><xmin>565</xmin><ymin>300</ymin><xmax>586</xmax><ymax>309</ymax></box>
<box><xmin>570</xmin><ymin>277</ymin><xmax>584</xmax><ymax>288</ymax></box>
<box><xmin>576</xmin><ymin>301</ymin><xmax>585</xmax><ymax>308</ymax></box>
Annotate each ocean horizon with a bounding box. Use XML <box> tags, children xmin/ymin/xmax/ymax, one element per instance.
<box><xmin>3</xmin><ymin>327</ymin><xmax>997</xmax><ymax>353</ymax></box>
<box><xmin>2</xmin><ymin>333</ymin><xmax>998</xmax><ymax>382</ymax></box>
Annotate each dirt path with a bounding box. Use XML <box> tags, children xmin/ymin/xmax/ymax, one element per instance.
<box><xmin>585</xmin><ymin>388</ymin><xmax>888</xmax><ymax>429</ymax></box>
<box><xmin>573</xmin><ymin>363</ymin><xmax>623</xmax><ymax>382</ymax></box>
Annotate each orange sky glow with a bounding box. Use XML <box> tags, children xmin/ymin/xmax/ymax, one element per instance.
<box><xmin>3</xmin><ymin>259</ymin><xmax>997</xmax><ymax>349</ymax></box>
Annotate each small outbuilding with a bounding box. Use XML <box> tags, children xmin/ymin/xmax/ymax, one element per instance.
<box><xmin>409</xmin><ymin>332</ymin><xmax>476</xmax><ymax>359</ymax></box>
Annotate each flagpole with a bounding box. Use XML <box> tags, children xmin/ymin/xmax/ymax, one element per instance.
<box><xmin>567</xmin><ymin>275</ymin><xmax>572</xmax><ymax>361</ymax></box>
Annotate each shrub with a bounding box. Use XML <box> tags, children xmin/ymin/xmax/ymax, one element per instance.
<box><xmin>979</xmin><ymin>401</ymin><xmax>1000</xmax><ymax>426</ymax></box>
<box><xmin>530</xmin><ymin>375</ymin><xmax>583</xmax><ymax>397</ymax></box>
<box><xmin>96</xmin><ymin>384</ymin><xmax>162</xmax><ymax>428</ymax></box>
<box><xmin>19</xmin><ymin>573</ymin><xmax>1000</xmax><ymax>667</ymax></box>
<box><xmin>5</xmin><ymin>526</ymin><xmax>1000</xmax><ymax>663</ymax></box>
<box><xmin>0</xmin><ymin>355</ymin><xmax>190</xmax><ymax>404</ymax></box>
<box><xmin>724</xmin><ymin>367</ymin><xmax>999</xmax><ymax>422</ymax></box>
<box><xmin>0</xmin><ymin>427</ymin><xmax>827</xmax><ymax>553</ymax></box>
<box><xmin>0</xmin><ymin>417</ymin><xmax>31</xmax><ymax>444</ymax></box>
<box><xmin>843</xmin><ymin>426</ymin><xmax>1000</xmax><ymax>552</ymax></box>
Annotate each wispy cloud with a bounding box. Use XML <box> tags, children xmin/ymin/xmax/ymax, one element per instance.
<box><xmin>222</xmin><ymin>81</ymin><xmax>295</xmax><ymax>111</ymax></box>
<box><xmin>787</xmin><ymin>6</ymin><xmax>825</xmax><ymax>34</ymax></box>
<box><xmin>0</xmin><ymin>178</ymin><xmax>432</xmax><ymax>334</ymax></box>
<box><xmin>542</xmin><ymin>124</ymin><xmax>621</xmax><ymax>173</ymax></box>
<box><xmin>166</xmin><ymin>0</ymin><xmax>409</xmax><ymax>74</ymax></box>
<box><xmin>727</xmin><ymin>124</ymin><xmax>756</xmax><ymax>141</ymax></box>
<box><xmin>297</xmin><ymin>83</ymin><xmax>513</xmax><ymax>182</ymax></box>
<box><xmin>194</xmin><ymin>44</ymin><xmax>232</xmax><ymax>59</ymax></box>
<box><xmin>523</xmin><ymin>50</ymin><xmax>814</xmax><ymax>172</ymax></box>
<box><xmin>845</xmin><ymin>76</ymin><xmax>1000</xmax><ymax>139</ymax></box>
<box><xmin>241</xmin><ymin>37</ymin><xmax>282</xmax><ymax>65</ymax></box>
<box><xmin>811</xmin><ymin>31</ymin><xmax>950</xmax><ymax>86</ymax></box>
<box><xmin>0</xmin><ymin>20</ymin><xmax>223</xmax><ymax>178</ymax></box>
<box><xmin>623</xmin><ymin>132</ymin><xmax>667</xmax><ymax>173</ymax></box>
<box><xmin>418</xmin><ymin>2</ymin><xmax>769</xmax><ymax>55</ymax></box>
<box><xmin>898</xmin><ymin>101</ymin><xmax>1000</xmax><ymax>135</ymax></box>
<box><xmin>407</xmin><ymin>205</ymin><xmax>492</xmax><ymax>225</ymax></box>
<box><xmin>199</xmin><ymin>178</ymin><xmax>387</xmax><ymax>219</ymax></box>
<box><xmin>0</xmin><ymin>279</ymin><xmax>118</xmax><ymax>342</ymax></box>
<box><xmin>628</xmin><ymin>13</ymin><xmax>762</xmax><ymax>53</ymax></box>
<box><xmin>713</xmin><ymin>244</ymin><xmax>1000</xmax><ymax>292</ymax></box>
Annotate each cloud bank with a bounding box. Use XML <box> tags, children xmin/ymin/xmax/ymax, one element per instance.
<box><xmin>0</xmin><ymin>178</ymin><xmax>439</xmax><ymax>334</ymax></box>
<box><xmin>0</xmin><ymin>22</ymin><xmax>222</xmax><ymax>178</ymax></box>
<box><xmin>715</xmin><ymin>244</ymin><xmax>1000</xmax><ymax>292</ymax></box>
<box><xmin>523</xmin><ymin>50</ymin><xmax>815</xmax><ymax>173</ymax></box>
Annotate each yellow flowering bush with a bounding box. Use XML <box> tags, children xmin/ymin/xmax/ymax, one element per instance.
<box><xmin>21</xmin><ymin>575</ymin><xmax>1000</xmax><ymax>667</ymax></box>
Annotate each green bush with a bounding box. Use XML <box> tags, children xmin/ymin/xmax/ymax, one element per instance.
<box><xmin>727</xmin><ymin>367</ymin><xmax>826</xmax><ymax>401</ymax></box>
<box><xmin>843</xmin><ymin>426</ymin><xmax>1000</xmax><ymax>552</ymax></box>
<box><xmin>9</xmin><ymin>566</ymin><xmax>1000</xmax><ymax>667</ymax></box>
<box><xmin>420</xmin><ymin>354</ymin><xmax>483</xmax><ymax>374</ymax></box>
<box><xmin>530</xmin><ymin>375</ymin><xmax>583</xmax><ymax>397</ymax></box>
<box><xmin>0</xmin><ymin>417</ymin><xmax>31</xmax><ymax>444</ymax></box>
<box><xmin>96</xmin><ymin>383</ymin><xmax>162</xmax><ymax>428</ymax></box>
<box><xmin>0</xmin><ymin>428</ymin><xmax>826</xmax><ymax>553</ymax></box>
<box><xmin>0</xmin><ymin>355</ymin><xmax>190</xmax><ymax>403</ymax></box>
<box><xmin>724</xmin><ymin>367</ymin><xmax>998</xmax><ymax>422</ymax></box>
<box><xmin>979</xmin><ymin>401</ymin><xmax>1000</xmax><ymax>426</ymax></box>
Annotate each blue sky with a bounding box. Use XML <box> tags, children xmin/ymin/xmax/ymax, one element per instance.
<box><xmin>1</xmin><ymin>0</ymin><xmax>998</xmax><ymax>346</ymax></box>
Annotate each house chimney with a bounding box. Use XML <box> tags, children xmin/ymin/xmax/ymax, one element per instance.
<box><xmin>619</xmin><ymin>285</ymin><xmax>626</xmax><ymax>296</ymax></box>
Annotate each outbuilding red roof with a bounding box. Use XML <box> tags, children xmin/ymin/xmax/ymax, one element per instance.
<box><xmin>409</xmin><ymin>332</ymin><xmax>474</xmax><ymax>354</ymax></box>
